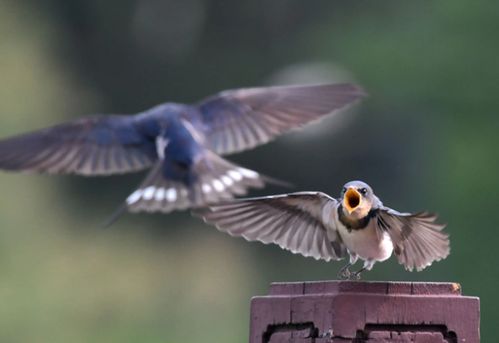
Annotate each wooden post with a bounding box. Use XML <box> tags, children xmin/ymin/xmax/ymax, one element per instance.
<box><xmin>250</xmin><ymin>281</ymin><xmax>479</xmax><ymax>342</ymax></box>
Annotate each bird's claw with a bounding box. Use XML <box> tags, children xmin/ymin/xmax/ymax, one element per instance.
<box><xmin>351</xmin><ymin>271</ymin><xmax>362</xmax><ymax>280</ymax></box>
<box><xmin>337</xmin><ymin>266</ymin><xmax>352</xmax><ymax>280</ymax></box>
<box><xmin>338</xmin><ymin>264</ymin><xmax>365</xmax><ymax>280</ymax></box>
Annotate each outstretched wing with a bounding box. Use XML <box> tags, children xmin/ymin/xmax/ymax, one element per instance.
<box><xmin>0</xmin><ymin>115</ymin><xmax>157</xmax><ymax>175</ymax></box>
<box><xmin>191</xmin><ymin>83</ymin><xmax>366</xmax><ymax>155</ymax></box>
<box><xmin>375</xmin><ymin>208</ymin><xmax>450</xmax><ymax>271</ymax></box>
<box><xmin>194</xmin><ymin>192</ymin><xmax>346</xmax><ymax>261</ymax></box>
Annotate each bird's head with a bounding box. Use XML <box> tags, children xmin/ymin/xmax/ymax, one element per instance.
<box><xmin>341</xmin><ymin>180</ymin><xmax>375</xmax><ymax>219</ymax></box>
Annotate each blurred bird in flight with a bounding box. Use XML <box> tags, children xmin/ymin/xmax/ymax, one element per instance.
<box><xmin>196</xmin><ymin>180</ymin><xmax>449</xmax><ymax>279</ymax></box>
<box><xmin>0</xmin><ymin>83</ymin><xmax>365</xmax><ymax>219</ymax></box>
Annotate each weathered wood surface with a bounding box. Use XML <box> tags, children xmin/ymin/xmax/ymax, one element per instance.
<box><xmin>250</xmin><ymin>281</ymin><xmax>479</xmax><ymax>343</ymax></box>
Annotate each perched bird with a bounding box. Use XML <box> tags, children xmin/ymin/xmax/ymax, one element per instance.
<box><xmin>0</xmin><ymin>83</ymin><xmax>365</xmax><ymax>216</ymax></box>
<box><xmin>195</xmin><ymin>180</ymin><xmax>450</xmax><ymax>279</ymax></box>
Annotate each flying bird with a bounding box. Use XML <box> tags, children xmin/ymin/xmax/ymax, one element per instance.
<box><xmin>0</xmin><ymin>83</ymin><xmax>365</xmax><ymax>216</ymax></box>
<box><xmin>195</xmin><ymin>180</ymin><xmax>450</xmax><ymax>279</ymax></box>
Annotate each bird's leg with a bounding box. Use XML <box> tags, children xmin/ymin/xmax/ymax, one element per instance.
<box><xmin>338</xmin><ymin>254</ymin><xmax>358</xmax><ymax>280</ymax></box>
<box><xmin>337</xmin><ymin>263</ymin><xmax>352</xmax><ymax>280</ymax></box>
<box><xmin>351</xmin><ymin>260</ymin><xmax>375</xmax><ymax>280</ymax></box>
<box><xmin>351</xmin><ymin>267</ymin><xmax>367</xmax><ymax>280</ymax></box>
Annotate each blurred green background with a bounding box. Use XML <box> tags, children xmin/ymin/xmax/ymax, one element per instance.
<box><xmin>0</xmin><ymin>0</ymin><xmax>497</xmax><ymax>341</ymax></box>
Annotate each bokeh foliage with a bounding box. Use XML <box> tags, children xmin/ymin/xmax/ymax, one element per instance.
<box><xmin>0</xmin><ymin>0</ymin><xmax>497</xmax><ymax>341</ymax></box>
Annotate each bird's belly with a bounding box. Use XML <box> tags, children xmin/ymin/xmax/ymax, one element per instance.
<box><xmin>338</xmin><ymin>225</ymin><xmax>393</xmax><ymax>262</ymax></box>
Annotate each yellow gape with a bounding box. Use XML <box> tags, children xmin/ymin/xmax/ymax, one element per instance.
<box><xmin>344</xmin><ymin>188</ymin><xmax>361</xmax><ymax>214</ymax></box>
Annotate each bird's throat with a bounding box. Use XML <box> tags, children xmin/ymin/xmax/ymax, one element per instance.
<box><xmin>338</xmin><ymin>206</ymin><xmax>376</xmax><ymax>231</ymax></box>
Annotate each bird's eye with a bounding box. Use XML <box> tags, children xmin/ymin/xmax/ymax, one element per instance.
<box><xmin>359</xmin><ymin>188</ymin><xmax>367</xmax><ymax>195</ymax></box>
<box><xmin>342</xmin><ymin>187</ymin><xmax>347</xmax><ymax>194</ymax></box>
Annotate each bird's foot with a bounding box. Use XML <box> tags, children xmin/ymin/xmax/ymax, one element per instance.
<box><xmin>351</xmin><ymin>271</ymin><xmax>362</xmax><ymax>280</ymax></box>
<box><xmin>337</xmin><ymin>264</ymin><xmax>352</xmax><ymax>280</ymax></box>
<box><xmin>351</xmin><ymin>267</ymin><xmax>367</xmax><ymax>280</ymax></box>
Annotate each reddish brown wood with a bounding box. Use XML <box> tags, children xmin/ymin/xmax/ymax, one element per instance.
<box><xmin>250</xmin><ymin>281</ymin><xmax>479</xmax><ymax>343</ymax></box>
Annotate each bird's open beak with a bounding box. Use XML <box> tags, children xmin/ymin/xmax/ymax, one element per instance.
<box><xmin>343</xmin><ymin>188</ymin><xmax>361</xmax><ymax>214</ymax></box>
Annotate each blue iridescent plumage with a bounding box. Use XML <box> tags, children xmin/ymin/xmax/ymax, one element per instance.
<box><xmin>0</xmin><ymin>83</ymin><xmax>365</xmax><ymax>216</ymax></box>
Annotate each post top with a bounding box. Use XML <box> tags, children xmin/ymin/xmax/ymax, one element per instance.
<box><xmin>268</xmin><ymin>280</ymin><xmax>462</xmax><ymax>296</ymax></box>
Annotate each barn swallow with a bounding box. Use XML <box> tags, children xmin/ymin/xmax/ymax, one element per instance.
<box><xmin>195</xmin><ymin>180</ymin><xmax>450</xmax><ymax>279</ymax></box>
<box><xmin>0</xmin><ymin>84</ymin><xmax>365</xmax><ymax>218</ymax></box>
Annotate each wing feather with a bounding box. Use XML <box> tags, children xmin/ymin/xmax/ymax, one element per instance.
<box><xmin>0</xmin><ymin>115</ymin><xmax>157</xmax><ymax>175</ymax></box>
<box><xmin>376</xmin><ymin>208</ymin><xmax>450</xmax><ymax>271</ymax></box>
<box><xmin>195</xmin><ymin>192</ymin><xmax>345</xmax><ymax>261</ymax></box>
<box><xmin>192</xmin><ymin>83</ymin><xmax>366</xmax><ymax>155</ymax></box>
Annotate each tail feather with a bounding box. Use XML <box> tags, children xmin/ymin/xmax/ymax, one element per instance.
<box><xmin>100</xmin><ymin>202</ymin><xmax>128</xmax><ymax>228</ymax></box>
<box><xmin>124</xmin><ymin>152</ymin><xmax>271</xmax><ymax>213</ymax></box>
<box><xmin>259</xmin><ymin>174</ymin><xmax>294</xmax><ymax>189</ymax></box>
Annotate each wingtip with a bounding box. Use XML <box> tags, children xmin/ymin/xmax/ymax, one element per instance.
<box><xmin>312</xmin><ymin>82</ymin><xmax>368</xmax><ymax>98</ymax></box>
<box><xmin>295</xmin><ymin>82</ymin><xmax>368</xmax><ymax>97</ymax></box>
<box><xmin>100</xmin><ymin>203</ymin><xmax>128</xmax><ymax>229</ymax></box>
<box><xmin>241</xmin><ymin>82</ymin><xmax>368</xmax><ymax>98</ymax></box>
<box><xmin>260</xmin><ymin>174</ymin><xmax>295</xmax><ymax>189</ymax></box>
<box><xmin>190</xmin><ymin>207</ymin><xmax>209</xmax><ymax>219</ymax></box>
<box><xmin>352</xmin><ymin>84</ymin><xmax>369</xmax><ymax>98</ymax></box>
<box><xmin>333</xmin><ymin>83</ymin><xmax>368</xmax><ymax>97</ymax></box>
